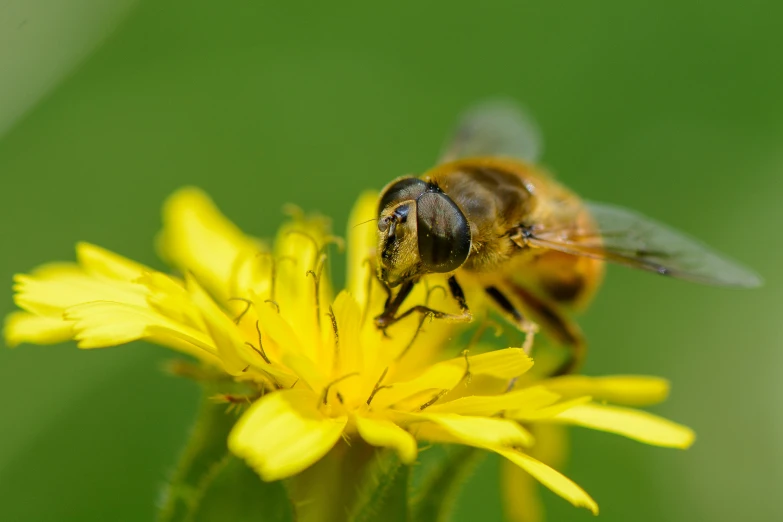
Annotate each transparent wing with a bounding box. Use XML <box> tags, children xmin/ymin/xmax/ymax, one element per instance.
<box><xmin>528</xmin><ymin>201</ymin><xmax>762</xmax><ymax>288</ymax></box>
<box><xmin>439</xmin><ymin>99</ymin><xmax>543</xmax><ymax>164</ymax></box>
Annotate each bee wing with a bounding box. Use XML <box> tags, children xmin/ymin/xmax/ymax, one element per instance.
<box><xmin>528</xmin><ymin>201</ymin><xmax>763</xmax><ymax>288</ymax></box>
<box><xmin>439</xmin><ymin>99</ymin><xmax>543</xmax><ymax>164</ymax></box>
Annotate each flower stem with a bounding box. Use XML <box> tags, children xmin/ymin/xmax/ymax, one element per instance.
<box><xmin>157</xmin><ymin>384</ymin><xmax>238</xmax><ymax>522</ymax></box>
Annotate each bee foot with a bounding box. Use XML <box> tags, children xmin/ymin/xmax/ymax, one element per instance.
<box><xmin>374</xmin><ymin>314</ymin><xmax>391</xmax><ymax>330</ymax></box>
<box><xmin>521</xmin><ymin>322</ymin><xmax>539</xmax><ymax>355</ymax></box>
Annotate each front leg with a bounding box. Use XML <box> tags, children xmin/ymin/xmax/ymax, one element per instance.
<box><xmin>374</xmin><ymin>279</ymin><xmax>415</xmax><ymax>330</ymax></box>
<box><xmin>374</xmin><ymin>276</ymin><xmax>473</xmax><ymax>331</ymax></box>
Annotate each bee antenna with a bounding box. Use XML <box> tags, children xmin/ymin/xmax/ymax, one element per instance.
<box><xmin>352</xmin><ymin>217</ymin><xmax>377</xmax><ymax>229</ymax></box>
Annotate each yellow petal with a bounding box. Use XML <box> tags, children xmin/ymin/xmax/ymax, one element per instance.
<box><xmin>13</xmin><ymin>265</ymin><xmax>147</xmax><ymax>317</ymax></box>
<box><xmin>354</xmin><ymin>415</ymin><xmax>418</xmax><ymax>464</ymax></box>
<box><xmin>157</xmin><ymin>187</ymin><xmax>263</xmax><ymax>303</ymax></box>
<box><xmin>138</xmin><ymin>271</ymin><xmax>204</xmax><ymax>329</ymax></box>
<box><xmin>468</xmin><ymin>348</ymin><xmax>533</xmax><ymax>380</ymax></box>
<box><xmin>551</xmin><ymin>403</ymin><xmax>695</xmax><ymax>448</ymax></box>
<box><xmin>346</xmin><ymin>191</ymin><xmax>379</xmax><ymax>306</ymax></box>
<box><xmin>4</xmin><ymin>311</ymin><xmax>73</xmax><ymax>347</ymax></box>
<box><xmin>497</xmin><ymin>449</ymin><xmax>598</xmax><ymax>515</ymax></box>
<box><xmin>231</xmin><ymin>250</ymin><xmax>274</xmax><ymax>303</ymax></box>
<box><xmin>272</xmin><ymin>218</ymin><xmax>330</xmax><ymax>359</ymax></box>
<box><xmin>76</xmin><ymin>242</ymin><xmax>148</xmax><ymax>281</ymax></box>
<box><xmin>64</xmin><ymin>302</ymin><xmax>220</xmax><ymax>365</ymax></box>
<box><xmin>64</xmin><ymin>302</ymin><xmax>152</xmax><ymax>348</ymax></box>
<box><xmin>370</xmin><ymin>361</ymin><xmax>465</xmax><ymax>409</ymax></box>
<box><xmin>400</xmin><ymin>412</ymin><xmax>534</xmax><ymax>448</ymax></box>
<box><xmin>255</xmin><ymin>303</ymin><xmax>328</xmax><ymax>392</ymax></box>
<box><xmin>229</xmin><ymin>389</ymin><xmax>347</xmax><ymax>481</ymax></box>
<box><xmin>373</xmin><ymin>348</ymin><xmax>532</xmax><ymax>410</ymax></box>
<box><xmin>330</xmin><ymin>291</ymin><xmax>363</xmax><ymax>375</ymax></box>
<box><xmin>500</xmin><ymin>424</ymin><xmax>570</xmax><ymax>522</ymax></box>
<box><xmin>542</xmin><ymin>375</ymin><xmax>670</xmax><ymax>406</ymax></box>
<box><xmin>255</xmin><ymin>301</ymin><xmax>304</xmax><ymax>358</ymax></box>
<box><xmin>428</xmin><ymin>386</ymin><xmax>560</xmax><ymax>416</ymax></box>
<box><xmin>187</xmin><ymin>274</ymin><xmax>250</xmax><ymax>375</ymax></box>
<box><xmin>509</xmin><ymin>396</ymin><xmax>592</xmax><ymax>421</ymax></box>
<box><xmin>281</xmin><ymin>352</ymin><xmax>329</xmax><ymax>394</ymax></box>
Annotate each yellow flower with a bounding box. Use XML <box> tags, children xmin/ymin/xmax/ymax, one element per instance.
<box><xmin>4</xmin><ymin>187</ymin><xmax>695</xmax><ymax>516</ymax></box>
<box><xmin>500</xmin><ymin>374</ymin><xmax>686</xmax><ymax>522</ymax></box>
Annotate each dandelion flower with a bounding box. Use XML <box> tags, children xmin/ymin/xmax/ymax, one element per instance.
<box><xmin>5</xmin><ymin>188</ymin><xmax>695</xmax><ymax>517</ymax></box>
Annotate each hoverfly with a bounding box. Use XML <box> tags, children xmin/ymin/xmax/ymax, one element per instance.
<box><xmin>374</xmin><ymin>100</ymin><xmax>761</xmax><ymax>374</ymax></box>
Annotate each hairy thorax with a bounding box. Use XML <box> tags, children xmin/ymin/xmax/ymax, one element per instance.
<box><xmin>427</xmin><ymin>161</ymin><xmax>534</xmax><ymax>272</ymax></box>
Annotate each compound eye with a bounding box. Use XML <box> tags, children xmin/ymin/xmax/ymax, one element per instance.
<box><xmin>415</xmin><ymin>192</ymin><xmax>471</xmax><ymax>273</ymax></box>
<box><xmin>378</xmin><ymin>178</ymin><xmax>428</xmax><ymax>215</ymax></box>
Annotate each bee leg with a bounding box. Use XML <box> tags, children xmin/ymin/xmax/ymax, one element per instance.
<box><xmin>484</xmin><ymin>286</ymin><xmax>539</xmax><ymax>355</ymax></box>
<box><xmin>507</xmin><ymin>284</ymin><xmax>586</xmax><ymax>376</ymax></box>
<box><xmin>446</xmin><ymin>275</ymin><xmax>471</xmax><ymax>318</ymax></box>
<box><xmin>374</xmin><ymin>279</ymin><xmax>415</xmax><ymax>330</ymax></box>
<box><xmin>375</xmin><ymin>276</ymin><xmax>473</xmax><ymax>330</ymax></box>
<box><xmin>402</xmin><ymin>275</ymin><xmax>472</xmax><ymax>323</ymax></box>
<box><xmin>379</xmin><ymin>277</ymin><xmax>394</xmax><ymax>309</ymax></box>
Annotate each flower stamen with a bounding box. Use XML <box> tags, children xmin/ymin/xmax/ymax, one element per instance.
<box><xmin>228</xmin><ymin>296</ymin><xmax>253</xmax><ymax>324</ymax></box>
<box><xmin>243</xmin><ymin>320</ymin><xmax>271</xmax><ymax>364</ymax></box>
<box><xmin>417</xmin><ymin>389</ymin><xmax>449</xmax><ymax>412</ymax></box>
<box><xmin>306</xmin><ymin>253</ymin><xmax>327</xmax><ymax>329</ymax></box>
<box><xmin>212</xmin><ymin>392</ymin><xmax>263</xmax><ymax>414</ymax></box>
<box><xmin>255</xmin><ymin>368</ymin><xmax>283</xmax><ymax>390</ymax></box>
<box><xmin>426</xmin><ymin>284</ymin><xmax>448</xmax><ymax>302</ymax></box>
<box><xmin>414</xmin><ymin>351</ymin><xmax>472</xmax><ymax>411</ymax></box>
<box><xmin>366</xmin><ymin>367</ymin><xmax>391</xmax><ymax>406</ymax></box>
<box><xmin>466</xmin><ymin>316</ymin><xmax>504</xmax><ymax>351</ymax></box>
<box><xmin>322</xmin><ymin>235</ymin><xmax>345</xmax><ymax>254</ymax></box>
<box><xmin>256</xmin><ymin>253</ymin><xmax>297</xmax><ymax>301</ymax></box>
<box><xmin>327</xmin><ymin>305</ymin><xmax>339</xmax><ymax>365</ymax></box>
<box><xmin>320</xmin><ymin>372</ymin><xmax>360</xmax><ymax>405</ymax></box>
<box><xmin>460</xmin><ymin>350</ymin><xmax>472</xmax><ymax>386</ymax></box>
<box><xmin>286</xmin><ymin>230</ymin><xmax>322</xmax><ymax>271</ymax></box>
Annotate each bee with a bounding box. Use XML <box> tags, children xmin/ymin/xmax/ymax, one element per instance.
<box><xmin>375</xmin><ymin>100</ymin><xmax>761</xmax><ymax>375</ymax></box>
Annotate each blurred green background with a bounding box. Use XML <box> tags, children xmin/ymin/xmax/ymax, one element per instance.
<box><xmin>1</xmin><ymin>1</ymin><xmax>781</xmax><ymax>520</ymax></box>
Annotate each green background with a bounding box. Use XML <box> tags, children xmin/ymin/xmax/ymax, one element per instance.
<box><xmin>1</xmin><ymin>1</ymin><xmax>781</xmax><ymax>520</ymax></box>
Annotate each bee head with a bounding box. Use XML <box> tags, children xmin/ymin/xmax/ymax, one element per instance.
<box><xmin>376</xmin><ymin>177</ymin><xmax>471</xmax><ymax>287</ymax></box>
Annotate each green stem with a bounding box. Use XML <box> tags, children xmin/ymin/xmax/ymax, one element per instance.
<box><xmin>412</xmin><ymin>446</ymin><xmax>486</xmax><ymax>522</ymax></box>
<box><xmin>157</xmin><ymin>385</ymin><xmax>238</xmax><ymax>522</ymax></box>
